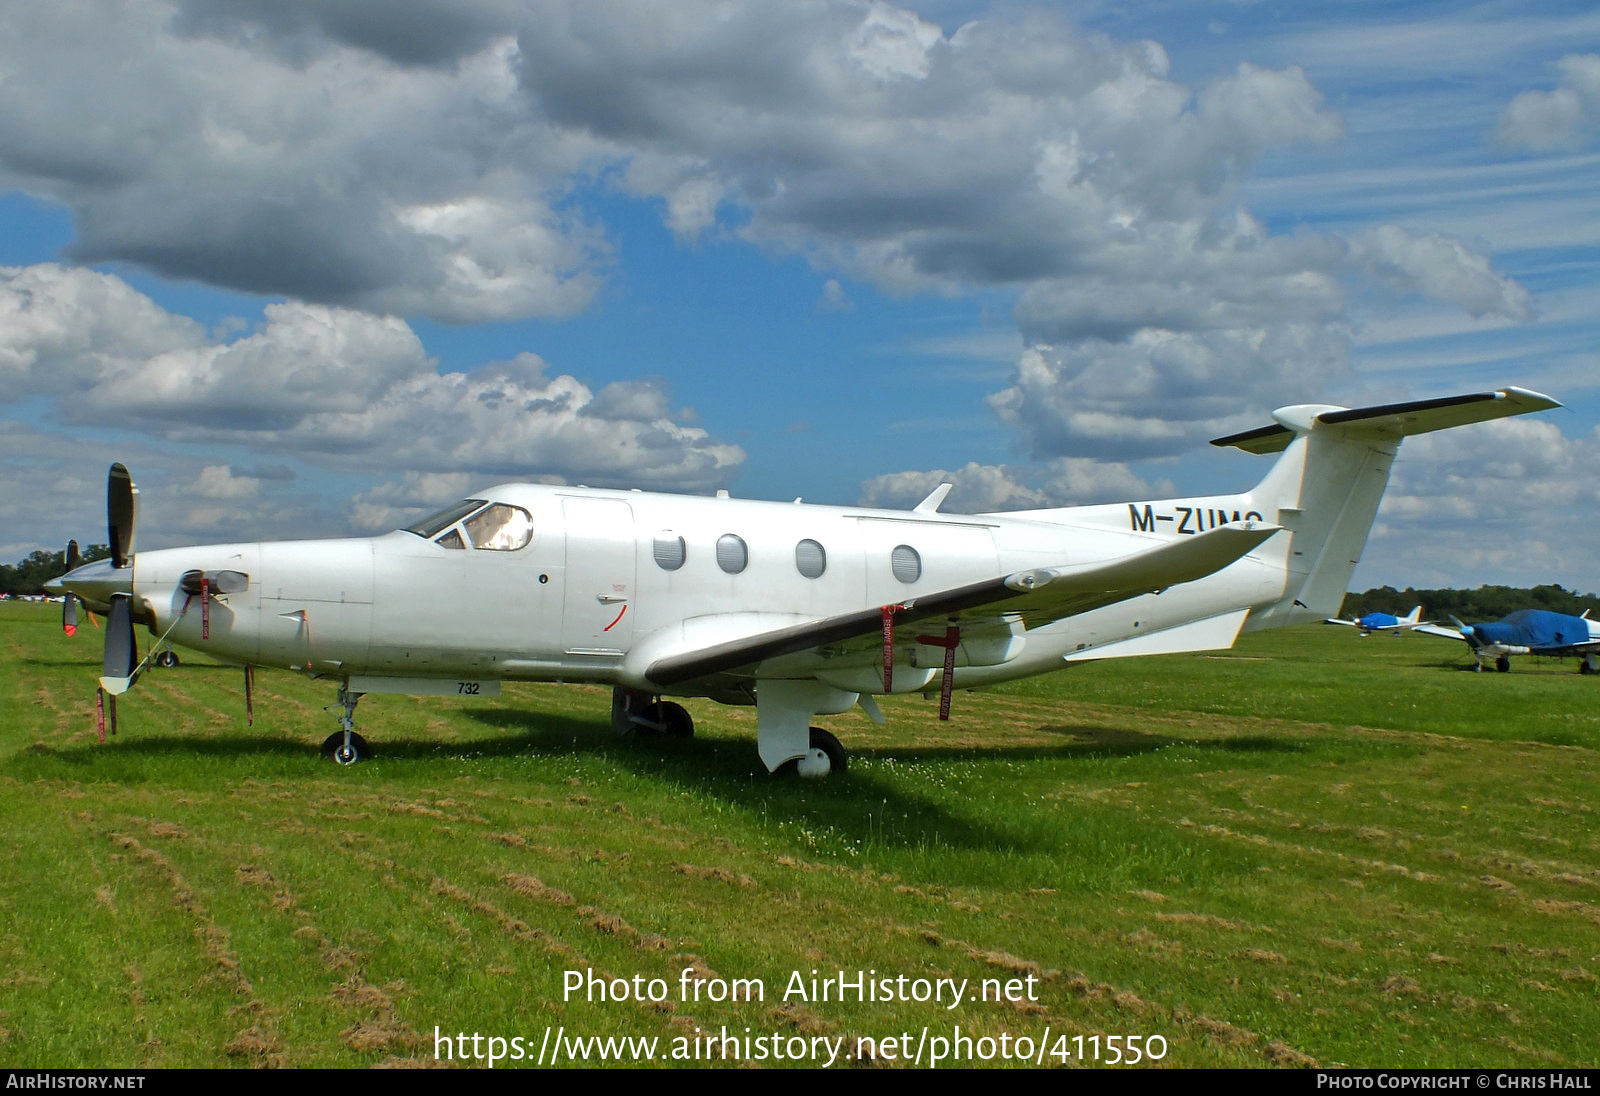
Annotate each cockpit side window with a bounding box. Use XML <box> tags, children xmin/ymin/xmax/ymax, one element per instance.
<box><xmin>435</xmin><ymin>528</ymin><xmax>466</xmax><ymax>550</ymax></box>
<box><xmin>463</xmin><ymin>503</ymin><xmax>534</xmax><ymax>551</ymax></box>
<box><xmin>405</xmin><ymin>499</ymin><xmax>488</xmax><ymax>538</ymax></box>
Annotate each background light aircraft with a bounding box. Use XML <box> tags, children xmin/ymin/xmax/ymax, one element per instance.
<box><xmin>1325</xmin><ymin>605</ymin><xmax>1427</xmax><ymax>635</ymax></box>
<box><xmin>1416</xmin><ymin>609</ymin><xmax>1600</xmax><ymax>673</ymax></box>
<box><xmin>50</xmin><ymin>387</ymin><xmax>1558</xmax><ymax>776</ymax></box>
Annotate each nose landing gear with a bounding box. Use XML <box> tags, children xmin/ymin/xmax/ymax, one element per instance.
<box><xmin>320</xmin><ymin>684</ymin><xmax>370</xmax><ymax>764</ymax></box>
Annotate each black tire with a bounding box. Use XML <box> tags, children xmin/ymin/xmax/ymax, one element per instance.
<box><xmin>1495</xmin><ymin>656</ymin><xmax>1511</xmax><ymax>674</ymax></box>
<box><xmin>772</xmin><ymin>729</ymin><xmax>847</xmax><ymax>778</ymax></box>
<box><xmin>155</xmin><ymin>650</ymin><xmax>179</xmax><ymax>668</ymax></box>
<box><xmin>651</xmin><ymin>701</ymin><xmax>694</xmax><ymax>737</ymax></box>
<box><xmin>805</xmin><ymin>726</ymin><xmax>846</xmax><ymax>775</ymax></box>
<box><xmin>320</xmin><ymin>731</ymin><xmax>370</xmax><ymax>765</ymax></box>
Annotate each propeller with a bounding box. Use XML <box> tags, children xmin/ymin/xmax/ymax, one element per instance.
<box><xmin>100</xmin><ymin>465</ymin><xmax>140</xmax><ymax>694</ymax></box>
<box><xmin>108</xmin><ymin>462</ymin><xmax>137</xmax><ymax>569</ymax></box>
<box><xmin>55</xmin><ymin>462</ymin><xmax>253</xmax><ymax>731</ymax></box>
<box><xmin>1448</xmin><ymin>614</ymin><xmax>1479</xmax><ymax>648</ymax></box>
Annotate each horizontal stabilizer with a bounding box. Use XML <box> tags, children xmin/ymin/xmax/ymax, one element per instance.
<box><xmin>1062</xmin><ymin>609</ymin><xmax>1249</xmax><ymax>662</ymax></box>
<box><xmin>1212</xmin><ymin>387</ymin><xmax>1561</xmax><ymax>454</ymax></box>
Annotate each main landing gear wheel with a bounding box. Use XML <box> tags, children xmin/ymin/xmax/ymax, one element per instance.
<box><xmin>645</xmin><ymin>700</ymin><xmax>694</xmax><ymax>737</ymax></box>
<box><xmin>1495</xmin><ymin>656</ymin><xmax>1511</xmax><ymax>673</ymax></box>
<box><xmin>781</xmin><ymin>727</ymin><xmax>847</xmax><ymax>778</ymax></box>
<box><xmin>612</xmin><ymin>689</ymin><xmax>694</xmax><ymax>738</ymax></box>
<box><xmin>321</xmin><ymin>731</ymin><xmax>370</xmax><ymax>765</ymax></box>
<box><xmin>154</xmin><ymin>649</ymin><xmax>179</xmax><ymax>668</ymax></box>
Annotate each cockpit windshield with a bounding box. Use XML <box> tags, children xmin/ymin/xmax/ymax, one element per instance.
<box><xmin>403</xmin><ymin>498</ymin><xmax>534</xmax><ymax>552</ymax></box>
<box><xmin>404</xmin><ymin>499</ymin><xmax>487</xmax><ymax>539</ymax></box>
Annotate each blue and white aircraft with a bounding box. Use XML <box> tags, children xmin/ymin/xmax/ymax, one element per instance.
<box><xmin>51</xmin><ymin>386</ymin><xmax>1559</xmax><ymax>774</ymax></box>
<box><xmin>1417</xmin><ymin>610</ymin><xmax>1600</xmax><ymax>673</ymax></box>
<box><xmin>1326</xmin><ymin>605</ymin><xmax>1427</xmax><ymax>636</ymax></box>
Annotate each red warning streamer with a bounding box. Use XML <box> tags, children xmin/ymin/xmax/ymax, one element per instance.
<box><xmin>916</xmin><ymin>626</ymin><xmax>962</xmax><ymax>721</ymax></box>
<box><xmin>244</xmin><ymin>664</ymin><xmax>254</xmax><ymax>726</ymax></box>
<box><xmin>201</xmin><ymin>575</ymin><xmax>210</xmax><ymax>640</ymax></box>
<box><xmin>880</xmin><ymin>605</ymin><xmax>901</xmax><ymax>692</ymax></box>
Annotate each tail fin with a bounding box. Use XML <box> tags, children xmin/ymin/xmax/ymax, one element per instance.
<box><xmin>1401</xmin><ymin>605</ymin><xmax>1422</xmax><ymax>626</ymax></box>
<box><xmin>1214</xmin><ymin>387</ymin><xmax>1559</xmax><ymax>630</ymax></box>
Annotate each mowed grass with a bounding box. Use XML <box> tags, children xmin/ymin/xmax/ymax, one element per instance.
<box><xmin>1</xmin><ymin>601</ymin><xmax>1596</xmax><ymax>1069</ymax></box>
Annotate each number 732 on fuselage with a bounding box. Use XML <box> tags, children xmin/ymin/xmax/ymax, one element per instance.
<box><xmin>51</xmin><ymin>387</ymin><xmax>1559</xmax><ymax>776</ymax></box>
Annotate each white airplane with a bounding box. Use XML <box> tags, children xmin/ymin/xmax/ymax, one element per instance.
<box><xmin>1325</xmin><ymin>605</ymin><xmax>1427</xmax><ymax>635</ymax></box>
<box><xmin>50</xmin><ymin>386</ymin><xmax>1558</xmax><ymax>776</ymax></box>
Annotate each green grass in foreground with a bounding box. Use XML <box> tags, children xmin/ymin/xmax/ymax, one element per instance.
<box><xmin>1</xmin><ymin>602</ymin><xmax>1596</xmax><ymax>1068</ymax></box>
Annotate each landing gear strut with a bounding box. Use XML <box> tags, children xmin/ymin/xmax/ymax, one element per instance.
<box><xmin>321</xmin><ymin>684</ymin><xmax>370</xmax><ymax>764</ymax></box>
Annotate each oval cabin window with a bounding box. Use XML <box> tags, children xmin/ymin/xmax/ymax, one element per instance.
<box><xmin>795</xmin><ymin>539</ymin><xmax>826</xmax><ymax>578</ymax></box>
<box><xmin>653</xmin><ymin>534</ymin><xmax>686</xmax><ymax>571</ymax></box>
<box><xmin>891</xmin><ymin>544</ymin><xmax>921</xmax><ymax>583</ymax></box>
<box><xmin>716</xmin><ymin>534</ymin><xmax>748</xmax><ymax>574</ymax></box>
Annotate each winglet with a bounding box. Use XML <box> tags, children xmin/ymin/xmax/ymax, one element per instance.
<box><xmin>913</xmin><ymin>483</ymin><xmax>954</xmax><ymax>514</ymax></box>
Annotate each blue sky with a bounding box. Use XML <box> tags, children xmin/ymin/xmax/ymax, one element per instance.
<box><xmin>2</xmin><ymin>0</ymin><xmax>1597</xmax><ymax>591</ymax></box>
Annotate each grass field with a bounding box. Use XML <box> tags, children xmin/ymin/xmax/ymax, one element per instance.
<box><xmin>2</xmin><ymin>600</ymin><xmax>1596</xmax><ymax>1069</ymax></box>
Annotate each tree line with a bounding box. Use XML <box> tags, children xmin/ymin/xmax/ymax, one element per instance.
<box><xmin>1339</xmin><ymin>584</ymin><xmax>1600</xmax><ymax>622</ymax></box>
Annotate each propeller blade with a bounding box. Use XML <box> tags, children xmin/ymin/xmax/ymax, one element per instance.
<box><xmin>101</xmin><ymin>594</ymin><xmax>138</xmax><ymax>693</ymax></box>
<box><xmin>62</xmin><ymin>540</ymin><xmax>84</xmax><ymax>636</ymax></box>
<box><xmin>108</xmin><ymin>463</ymin><xmax>137</xmax><ymax>569</ymax></box>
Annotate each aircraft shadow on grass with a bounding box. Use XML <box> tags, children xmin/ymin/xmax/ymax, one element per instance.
<box><xmin>19</xmin><ymin>689</ymin><xmax>1309</xmax><ymax>857</ymax></box>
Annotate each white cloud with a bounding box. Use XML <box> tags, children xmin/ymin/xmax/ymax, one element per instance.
<box><xmin>818</xmin><ymin>279</ymin><xmax>854</xmax><ymax>312</ymax></box>
<box><xmin>0</xmin><ymin>264</ymin><xmax>209</xmax><ymax>397</ymax></box>
<box><xmin>1362</xmin><ymin>416</ymin><xmax>1600</xmax><ymax>588</ymax></box>
<box><xmin>858</xmin><ymin>455</ymin><xmax>1173</xmax><ymax>513</ymax></box>
<box><xmin>1348</xmin><ymin>226</ymin><xmax>1533</xmax><ymax>321</ymax></box>
<box><xmin>1495</xmin><ymin>54</ymin><xmax>1600</xmax><ymax>153</ymax></box>
<box><xmin>0</xmin><ymin>6</ymin><xmax>608</xmax><ymax>322</ymax></box>
<box><xmin>0</xmin><ymin>264</ymin><xmax>744</xmax><ymax>493</ymax></box>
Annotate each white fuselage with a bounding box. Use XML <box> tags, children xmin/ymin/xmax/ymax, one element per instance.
<box><xmin>127</xmin><ymin>483</ymin><xmax>1288</xmax><ymax>699</ymax></box>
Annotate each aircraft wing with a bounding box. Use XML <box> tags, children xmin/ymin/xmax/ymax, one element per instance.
<box><xmin>1414</xmin><ymin>624</ymin><xmax>1468</xmax><ymax>642</ymax></box>
<box><xmin>644</xmin><ymin>520</ymin><xmax>1278</xmax><ymax>687</ymax></box>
